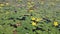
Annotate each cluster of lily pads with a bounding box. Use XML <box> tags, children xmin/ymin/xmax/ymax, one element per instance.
<box><xmin>0</xmin><ymin>0</ymin><xmax>60</xmax><ymax>34</ymax></box>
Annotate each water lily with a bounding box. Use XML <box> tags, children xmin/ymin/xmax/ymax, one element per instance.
<box><xmin>6</xmin><ymin>3</ymin><xmax>9</xmax><ymax>6</ymax></box>
<box><xmin>0</xmin><ymin>3</ymin><xmax>4</xmax><ymax>7</ymax></box>
<box><xmin>32</xmin><ymin>22</ymin><xmax>37</xmax><ymax>26</ymax></box>
<box><xmin>31</xmin><ymin>17</ymin><xmax>35</xmax><ymax>20</ymax></box>
<box><xmin>53</xmin><ymin>21</ymin><xmax>58</xmax><ymax>26</ymax></box>
<box><xmin>36</xmin><ymin>18</ymin><xmax>42</xmax><ymax>22</ymax></box>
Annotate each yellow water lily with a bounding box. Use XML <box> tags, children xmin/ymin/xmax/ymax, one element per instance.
<box><xmin>29</xmin><ymin>9</ymin><xmax>34</xmax><ymax>12</ymax></box>
<box><xmin>36</xmin><ymin>18</ymin><xmax>42</xmax><ymax>22</ymax></box>
<box><xmin>31</xmin><ymin>17</ymin><xmax>35</xmax><ymax>20</ymax></box>
<box><xmin>32</xmin><ymin>22</ymin><xmax>37</xmax><ymax>26</ymax></box>
<box><xmin>0</xmin><ymin>3</ymin><xmax>4</xmax><ymax>6</ymax></box>
<box><xmin>53</xmin><ymin>21</ymin><xmax>58</xmax><ymax>26</ymax></box>
<box><xmin>6</xmin><ymin>3</ymin><xmax>9</xmax><ymax>5</ymax></box>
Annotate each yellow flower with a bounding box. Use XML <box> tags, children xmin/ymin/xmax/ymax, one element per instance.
<box><xmin>53</xmin><ymin>21</ymin><xmax>58</xmax><ymax>26</ymax></box>
<box><xmin>29</xmin><ymin>9</ymin><xmax>34</xmax><ymax>12</ymax></box>
<box><xmin>31</xmin><ymin>17</ymin><xmax>35</xmax><ymax>20</ymax></box>
<box><xmin>36</xmin><ymin>18</ymin><xmax>42</xmax><ymax>22</ymax></box>
<box><xmin>32</xmin><ymin>22</ymin><xmax>36</xmax><ymax>26</ymax></box>
<box><xmin>0</xmin><ymin>4</ymin><xmax>4</xmax><ymax>6</ymax></box>
<box><xmin>6</xmin><ymin>3</ymin><xmax>9</xmax><ymax>5</ymax></box>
